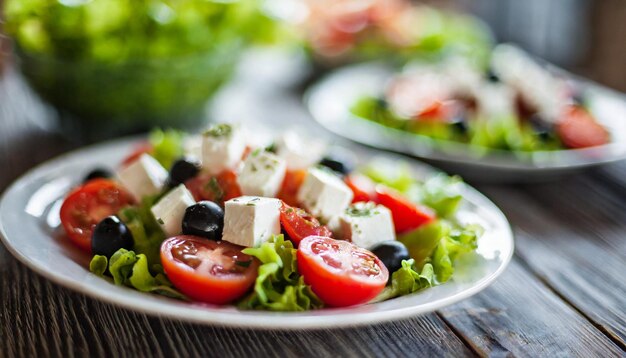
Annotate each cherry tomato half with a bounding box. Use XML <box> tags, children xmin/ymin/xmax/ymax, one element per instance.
<box><xmin>279</xmin><ymin>203</ymin><xmax>333</xmax><ymax>246</ymax></box>
<box><xmin>185</xmin><ymin>170</ymin><xmax>242</xmax><ymax>206</ymax></box>
<box><xmin>161</xmin><ymin>236</ymin><xmax>260</xmax><ymax>304</ymax></box>
<box><xmin>375</xmin><ymin>186</ymin><xmax>435</xmax><ymax>234</ymax></box>
<box><xmin>298</xmin><ymin>236</ymin><xmax>388</xmax><ymax>307</ymax></box>
<box><xmin>277</xmin><ymin>169</ymin><xmax>307</xmax><ymax>207</ymax></box>
<box><xmin>556</xmin><ymin>106</ymin><xmax>609</xmax><ymax>149</ymax></box>
<box><xmin>59</xmin><ymin>179</ymin><xmax>135</xmax><ymax>252</ymax></box>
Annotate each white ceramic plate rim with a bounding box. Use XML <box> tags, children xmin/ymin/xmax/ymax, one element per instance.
<box><xmin>306</xmin><ymin>63</ymin><xmax>626</xmax><ymax>171</ymax></box>
<box><xmin>0</xmin><ymin>137</ymin><xmax>514</xmax><ymax>330</ymax></box>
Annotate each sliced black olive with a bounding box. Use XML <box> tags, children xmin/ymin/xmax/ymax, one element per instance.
<box><xmin>319</xmin><ymin>153</ymin><xmax>355</xmax><ymax>176</ymax></box>
<box><xmin>168</xmin><ymin>157</ymin><xmax>201</xmax><ymax>187</ymax></box>
<box><xmin>182</xmin><ymin>201</ymin><xmax>224</xmax><ymax>241</ymax></box>
<box><xmin>91</xmin><ymin>216</ymin><xmax>134</xmax><ymax>258</ymax></box>
<box><xmin>371</xmin><ymin>241</ymin><xmax>411</xmax><ymax>277</ymax></box>
<box><xmin>84</xmin><ymin>168</ymin><xmax>113</xmax><ymax>183</ymax></box>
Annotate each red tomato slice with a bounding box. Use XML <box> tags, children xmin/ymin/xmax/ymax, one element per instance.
<box><xmin>345</xmin><ymin>174</ymin><xmax>377</xmax><ymax>203</ymax></box>
<box><xmin>121</xmin><ymin>142</ymin><xmax>154</xmax><ymax>167</ymax></box>
<box><xmin>297</xmin><ymin>236</ymin><xmax>388</xmax><ymax>307</ymax></box>
<box><xmin>279</xmin><ymin>203</ymin><xmax>333</xmax><ymax>246</ymax></box>
<box><xmin>59</xmin><ymin>179</ymin><xmax>135</xmax><ymax>252</ymax></box>
<box><xmin>161</xmin><ymin>236</ymin><xmax>260</xmax><ymax>304</ymax></box>
<box><xmin>277</xmin><ymin>169</ymin><xmax>307</xmax><ymax>207</ymax></box>
<box><xmin>417</xmin><ymin>100</ymin><xmax>456</xmax><ymax>122</ymax></box>
<box><xmin>375</xmin><ymin>186</ymin><xmax>435</xmax><ymax>234</ymax></box>
<box><xmin>184</xmin><ymin>170</ymin><xmax>242</xmax><ymax>206</ymax></box>
<box><xmin>556</xmin><ymin>106</ymin><xmax>609</xmax><ymax>148</ymax></box>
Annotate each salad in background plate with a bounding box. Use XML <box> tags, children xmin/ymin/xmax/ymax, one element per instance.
<box><xmin>352</xmin><ymin>44</ymin><xmax>610</xmax><ymax>153</ymax></box>
<box><xmin>57</xmin><ymin>124</ymin><xmax>483</xmax><ymax>310</ymax></box>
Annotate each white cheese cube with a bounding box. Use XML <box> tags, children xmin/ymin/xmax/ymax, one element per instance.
<box><xmin>202</xmin><ymin>124</ymin><xmax>246</xmax><ymax>175</ymax></box>
<box><xmin>276</xmin><ymin>131</ymin><xmax>326</xmax><ymax>170</ymax></box>
<box><xmin>150</xmin><ymin>185</ymin><xmax>196</xmax><ymax>237</ymax></box>
<box><xmin>297</xmin><ymin>167</ymin><xmax>353</xmax><ymax>223</ymax></box>
<box><xmin>339</xmin><ymin>202</ymin><xmax>396</xmax><ymax>249</ymax></box>
<box><xmin>238</xmin><ymin>151</ymin><xmax>287</xmax><ymax>197</ymax></box>
<box><xmin>222</xmin><ymin>196</ymin><xmax>281</xmax><ymax>247</ymax></box>
<box><xmin>183</xmin><ymin>135</ymin><xmax>202</xmax><ymax>160</ymax></box>
<box><xmin>117</xmin><ymin>153</ymin><xmax>168</xmax><ymax>201</ymax></box>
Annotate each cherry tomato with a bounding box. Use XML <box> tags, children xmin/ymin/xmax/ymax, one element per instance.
<box><xmin>279</xmin><ymin>203</ymin><xmax>332</xmax><ymax>246</ymax></box>
<box><xmin>120</xmin><ymin>142</ymin><xmax>154</xmax><ymax>167</ymax></box>
<box><xmin>417</xmin><ymin>100</ymin><xmax>456</xmax><ymax>122</ymax></box>
<box><xmin>297</xmin><ymin>236</ymin><xmax>388</xmax><ymax>307</ymax></box>
<box><xmin>59</xmin><ymin>179</ymin><xmax>135</xmax><ymax>252</ymax></box>
<box><xmin>345</xmin><ymin>174</ymin><xmax>377</xmax><ymax>203</ymax></box>
<box><xmin>277</xmin><ymin>169</ymin><xmax>307</xmax><ymax>207</ymax></box>
<box><xmin>185</xmin><ymin>170</ymin><xmax>242</xmax><ymax>206</ymax></box>
<box><xmin>375</xmin><ymin>186</ymin><xmax>435</xmax><ymax>234</ymax></box>
<box><xmin>161</xmin><ymin>236</ymin><xmax>260</xmax><ymax>304</ymax></box>
<box><xmin>556</xmin><ymin>106</ymin><xmax>609</xmax><ymax>148</ymax></box>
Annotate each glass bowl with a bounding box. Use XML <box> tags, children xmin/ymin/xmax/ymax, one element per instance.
<box><xmin>14</xmin><ymin>41</ymin><xmax>243</xmax><ymax>141</ymax></box>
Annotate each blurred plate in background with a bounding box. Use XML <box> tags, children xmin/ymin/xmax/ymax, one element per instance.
<box><xmin>306</xmin><ymin>63</ymin><xmax>626</xmax><ymax>182</ymax></box>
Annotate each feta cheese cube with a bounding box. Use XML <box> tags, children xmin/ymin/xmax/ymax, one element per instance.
<box><xmin>202</xmin><ymin>123</ymin><xmax>246</xmax><ymax>175</ymax></box>
<box><xmin>150</xmin><ymin>185</ymin><xmax>196</xmax><ymax>237</ymax></box>
<box><xmin>238</xmin><ymin>151</ymin><xmax>287</xmax><ymax>197</ymax></box>
<box><xmin>183</xmin><ymin>135</ymin><xmax>202</xmax><ymax>160</ymax></box>
<box><xmin>275</xmin><ymin>131</ymin><xmax>326</xmax><ymax>170</ymax></box>
<box><xmin>297</xmin><ymin>167</ymin><xmax>353</xmax><ymax>223</ymax></box>
<box><xmin>117</xmin><ymin>153</ymin><xmax>168</xmax><ymax>201</ymax></box>
<box><xmin>222</xmin><ymin>196</ymin><xmax>281</xmax><ymax>247</ymax></box>
<box><xmin>338</xmin><ymin>202</ymin><xmax>396</xmax><ymax>249</ymax></box>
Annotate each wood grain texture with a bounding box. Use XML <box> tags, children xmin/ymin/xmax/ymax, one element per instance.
<box><xmin>439</xmin><ymin>260</ymin><xmax>624</xmax><ymax>357</ymax></box>
<box><xmin>479</xmin><ymin>176</ymin><xmax>626</xmax><ymax>346</ymax></box>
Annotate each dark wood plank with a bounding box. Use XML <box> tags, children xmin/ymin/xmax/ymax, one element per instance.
<box><xmin>478</xmin><ymin>178</ymin><xmax>626</xmax><ymax>345</ymax></box>
<box><xmin>439</xmin><ymin>259</ymin><xmax>625</xmax><ymax>357</ymax></box>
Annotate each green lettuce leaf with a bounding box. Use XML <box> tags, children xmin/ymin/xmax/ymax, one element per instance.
<box><xmin>149</xmin><ymin>128</ymin><xmax>185</xmax><ymax>170</ymax></box>
<box><xmin>118</xmin><ymin>195</ymin><xmax>165</xmax><ymax>267</ymax></box>
<box><xmin>372</xmin><ymin>259</ymin><xmax>434</xmax><ymax>302</ymax></box>
<box><xmin>398</xmin><ymin>220</ymin><xmax>446</xmax><ymax>267</ymax></box>
<box><xmin>89</xmin><ymin>248</ymin><xmax>186</xmax><ymax>300</ymax></box>
<box><xmin>431</xmin><ymin>223</ymin><xmax>482</xmax><ymax>283</ymax></box>
<box><xmin>409</xmin><ymin>174</ymin><xmax>464</xmax><ymax>218</ymax></box>
<box><xmin>238</xmin><ymin>235</ymin><xmax>323</xmax><ymax>311</ymax></box>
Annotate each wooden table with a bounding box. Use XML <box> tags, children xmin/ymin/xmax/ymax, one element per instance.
<box><xmin>0</xmin><ymin>60</ymin><xmax>625</xmax><ymax>357</ymax></box>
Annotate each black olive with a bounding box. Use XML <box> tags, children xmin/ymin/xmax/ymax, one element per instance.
<box><xmin>486</xmin><ymin>68</ymin><xmax>500</xmax><ymax>83</ymax></box>
<box><xmin>84</xmin><ymin>168</ymin><xmax>113</xmax><ymax>183</ymax></box>
<box><xmin>91</xmin><ymin>216</ymin><xmax>134</xmax><ymax>258</ymax></box>
<box><xmin>371</xmin><ymin>241</ymin><xmax>411</xmax><ymax>276</ymax></box>
<box><xmin>528</xmin><ymin>114</ymin><xmax>553</xmax><ymax>141</ymax></box>
<box><xmin>168</xmin><ymin>158</ymin><xmax>201</xmax><ymax>187</ymax></box>
<box><xmin>319</xmin><ymin>154</ymin><xmax>354</xmax><ymax>176</ymax></box>
<box><xmin>182</xmin><ymin>201</ymin><xmax>224</xmax><ymax>240</ymax></box>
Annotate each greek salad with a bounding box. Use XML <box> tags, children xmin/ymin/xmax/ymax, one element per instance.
<box><xmin>59</xmin><ymin>124</ymin><xmax>481</xmax><ymax>310</ymax></box>
<box><xmin>352</xmin><ymin>44</ymin><xmax>610</xmax><ymax>152</ymax></box>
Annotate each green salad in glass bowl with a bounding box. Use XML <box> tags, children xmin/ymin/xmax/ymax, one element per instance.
<box><xmin>3</xmin><ymin>0</ymin><xmax>278</xmax><ymax>140</ymax></box>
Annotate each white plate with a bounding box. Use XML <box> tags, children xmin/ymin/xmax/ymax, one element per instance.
<box><xmin>306</xmin><ymin>63</ymin><xmax>626</xmax><ymax>182</ymax></box>
<box><xmin>0</xmin><ymin>137</ymin><xmax>513</xmax><ymax>329</ymax></box>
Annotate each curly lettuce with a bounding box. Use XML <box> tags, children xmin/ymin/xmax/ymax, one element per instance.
<box><xmin>363</xmin><ymin>163</ymin><xmax>464</xmax><ymax>217</ymax></box>
<box><xmin>149</xmin><ymin>128</ymin><xmax>185</xmax><ymax>170</ymax></box>
<box><xmin>117</xmin><ymin>195</ymin><xmax>166</xmax><ymax>267</ymax></box>
<box><xmin>90</xmin><ymin>249</ymin><xmax>186</xmax><ymax>300</ymax></box>
<box><xmin>237</xmin><ymin>235</ymin><xmax>323</xmax><ymax>311</ymax></box>
<box><xmin>372</xmin><ymin>259</ymin><xmax>434</xmax><ymax>302</ymax></box>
